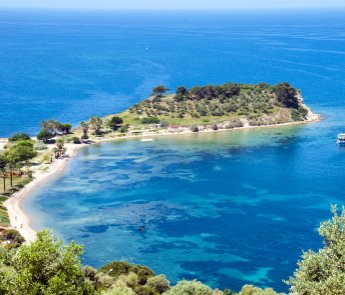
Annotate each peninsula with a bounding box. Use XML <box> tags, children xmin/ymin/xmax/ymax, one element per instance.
<box><xmin>0</xmin><ymin>82</ymin><xmax>319</xmax><ymax>244</ymax></box>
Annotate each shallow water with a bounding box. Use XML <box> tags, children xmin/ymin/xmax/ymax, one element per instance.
<box><xmin>5</xmin><ymin>8</ymin><xmax>345</xmax><ymax>292</ymax></box>
<box><xmin>24</xmin><ymin>112</ymin><xmax>345</xmax><ymax>292</ymax></box>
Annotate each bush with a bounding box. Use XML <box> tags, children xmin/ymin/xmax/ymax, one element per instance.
<box><xmin>72</xmin><ymin>137</ymin><xmax>81</xmax><ymax>144</ymax></box>
<box><xmin>163</xmin><ymin>280</ymin><xmax>222</xmax><ymax>295</ymax></box>
<box><xmin>0</xmin><ymin>229</ymin><xmax>25</xmax><ymax>248</ymax></box>
<box><xmin>238</xmin><ymin>285</ymin><xmax>284</xmax><ymax>295</ymax></box>
<box><xmin>16</xmin><ymin>140</ymin><xmax>34</xmax><ymax>148</ymax></box>
<box><xmin>190</xmin><ymin>125</ymin><xmax>199</xmax><ymax>132</ymax></box>
<box><xmin>9</xmin><ymin>133</ymin><xmax>31</xmax><ymax>142</ymax></box>
<box><xmin>119</xmin><ymin>125</ymin><xmax>129</xmax><ymax>133</ymax></box>
<box><xmin>141</xmin><ymin>117</ymin><xmax>160</xmax><ymax>124</ymax></box>
<box><xmin>160</xmin><ymin>121</ymin><xmax>169</xmax><ymax>128</ymax></box>
<box><xmin>81</xmin><ymin>134</ymin><xmax>89</xmax><ymax>140</ymax></box>
<box><xmin>146</xmin><ymin>275</ymin><xmax>170</xmax><ymax>293</ymax></box>
<box><xmin>34</xmin><ymin>142</ymin><xmax>48</xmax><ymax>150</ymax></box>
<box><xmin>99</xmin><ymin>261</ymin><xmax>154</xmax><ymax>285</ymax></box>
<box><xmin>211</xmin><ymin>123</ymin><xmax>218</xmax><ymax>130</ymax></box>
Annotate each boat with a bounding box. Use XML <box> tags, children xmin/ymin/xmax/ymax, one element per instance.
<box><xmin>141</xmin><ymin>138</ymin><xmax>154</xmax><ymax>142</ymax></box>
<box><xmin>336</xmin><ymin>134</ymin><xmax>345</xmax><ymax>144</ymax></box>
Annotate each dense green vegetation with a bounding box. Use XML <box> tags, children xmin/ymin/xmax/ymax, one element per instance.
<box><xmin>1</xmin><ymin>206</ymin><xmax>344</xmax><ymax>294</ymax></box>
<box><xmin>123</xmin><ymin>82</ymin><xmax>310</xmax><ymax>128</ymax></box>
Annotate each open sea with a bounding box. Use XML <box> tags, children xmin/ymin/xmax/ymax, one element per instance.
<box><xmin>1</xmin><ymin>8</ymin><xmax>345</xmax><ymax>292</ymax></box>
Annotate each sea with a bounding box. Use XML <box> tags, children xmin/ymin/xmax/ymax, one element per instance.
<box><xmin>1</xmin><ymin>8</ymin><xmax>345</xmax><ymax>292</ymax></box>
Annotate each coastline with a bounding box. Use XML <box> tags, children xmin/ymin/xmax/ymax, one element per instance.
<box><xmin>3</xmin><ymin>114</ymin><xmax>320</xmax><ymax>243</ymax></box>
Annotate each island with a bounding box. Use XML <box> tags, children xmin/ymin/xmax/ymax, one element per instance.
<box><xmin>118</xmin><ymin>82</ymin><xmax>316</xmax><ymax>130</ymax></box>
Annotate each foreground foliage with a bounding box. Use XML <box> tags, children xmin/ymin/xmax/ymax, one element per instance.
<box><xmin>0</xmin><ymin>230</ymin><xmax>94</xmax><ymax>295</ymax></box>
<box><xmin>287</xmin><ymin>205</ymin><xmax>345</xmax><ymax>294</ymax></box>
<box><xmin>1</xmin><ymin>206</ymin><xmax>344</xmax><ymax>295</ymax></box>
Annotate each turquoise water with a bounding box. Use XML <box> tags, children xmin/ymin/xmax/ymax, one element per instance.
<box><xmin>24</xmin><ymin>113</ymin><xmax>345</xmax><ymax>292</ymax></box>
<box><xmin>4</xmin><ymin>8</ymin><xmax>345</xmax><ymax>292</ymax></box>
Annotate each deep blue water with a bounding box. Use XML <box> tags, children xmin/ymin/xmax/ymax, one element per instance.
<box><xmin>3</xmin><ymin>8</ymin><xmax>345</xmax><ymax>292</ymax></box>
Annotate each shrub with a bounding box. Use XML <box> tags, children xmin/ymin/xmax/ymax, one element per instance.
<box><xmin>238</xmin><ymin>285</ymin><xmax>284</xmax><ymax>295</ymax></box>
<box><xmin>0</xmin><ymin>229</ymin><xmax>25</xmax><ymax>248</ymax></box>
<box><xmin>146</xmin><ymin>275</ymin><xmax>170</xmax><ymax>293</ymax></box>
<box><xmin>16</xmin><ymin>140</ymin><xmax>34</xmax><ymax>148</ymax></box>
<box><xmin>163</xmin><ymin>280</ymin><xmax>222</xmax><ymax>295</ymax></box>
<box><xmin>8</xmin><ymin>133</ymin><xmax>31</xmax><ymax>142</ymax></box>
<box><xmin>119</xmin><ymin>125</ymin><xmax>129</xmax><ymax>133</ymax></box>
<box><xmin>141</xmin><ymin>117</ymin><xmax>160</xmax><ymax>124</ymax></box>
<box><xmin>34</xmin><ymin>142</ymin><xmax>48</xmax><ymax>150</ymax></box>
<box><xmin>211</xmin><ymin>123</ymin><xmax>218</xmax><ymax>130</ymax></box>
<box><xmin>190</xmin><ymin>125</ymin><xmax>199</xmax><ymax>132</ymax></box>
<box><xmin>99</xmin><ymin>261</ymin><xmax>154</xmax><ymax>285</ymax></box>
<box><xmin>81</xmin><ymin>134</ymin><xmax>89</xmax><ymax>140</ymax></box>
<box><xmin>72</xmin><ymin>137</ymin><xmax>81</xmax><ymax>144</ymax></box>
<box><xmin>160</xmin><ymin>121</ymin><xmax>169</xmax><ymax>128</ymax></box>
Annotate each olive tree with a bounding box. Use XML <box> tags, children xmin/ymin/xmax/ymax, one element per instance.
<box><xmin>0</xmin><ymin>230</ymin><xmax>95</xmax><ymax>295</ymax></box>
<box><xmin>287</xmin><ymin>205</ymin><xmax>345</xmax><ymax>294</ymax></box>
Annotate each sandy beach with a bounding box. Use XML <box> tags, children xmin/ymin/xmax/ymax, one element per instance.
<box><xmin>3</xmin><ymin>112</ymin><xmax>320</xmax><ymax>243</ymax></box>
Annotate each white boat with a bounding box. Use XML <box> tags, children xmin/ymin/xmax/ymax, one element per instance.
<box><xmin>141</xmin><ymin>138</ymin><xmax>154</xmax><ymax>142</ymax></box>
<box><xmin>336</xmin><ymin>134</ymin><xmax>345</xmax><ymax>145</ymax></box>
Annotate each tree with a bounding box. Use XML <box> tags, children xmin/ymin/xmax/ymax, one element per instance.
<box><xmin>176</xmin><ymin>86</ymin><xmax>188</xmax><ymax>96</ymax></box>
<box><xmin>175</xmin><ymin>86</ymin><xmax>188</xmax><ymax>102</ymax></box>
<box><xmin>58</xmin><ymin>123</ymin><xmax>72</xmax><ymax>134</ymax></box>
<box><xmin>0</xmin><ymin>154</ymin><xmax>8</xmax><ymax>192</ymax></box>
<box><xmin>152</xmin><ymin>86</ymin><xmax>169</xmax><ymax>97</ymax></box>
<box><xmin>40</xmin><ymin>120</ymin><xmax>61</xmax><ymax>134</ymax></box>
<box><xmin>107</xmin><ymin>116</ymin><xmax>124</xmax><ymax>131</ymax></box>
<box><xmin>5</xmin><ymin>152</ymin><xmax>20</xmax><ymax>187</ymax></box>
<box><xmin>0</xmin><ymin>230</ymin><xmax>95</xmax><ymax>295</ymax></box>
<box><xmin>287</xmin><ymin>205</ymin><xmax>345</xmax><ymax>294</ymax></box>
<box><xmin>90</xmin><ymin>116</ymin><xmax>103</xmax><ymax>135</ymax></box>
<box><xmin>274</xmin><ymin>82</ymin><xmax>298</xmax><ymax>109</ymax></box>
<box><xmin>81</xmin><ymin>121</ymin><xmax>90</xmax><ymax>139</ymax></box>
<box><xmin>10</xmin><ymin>145</ymin><xmax>37</xmax><ymax>162</ymax></box>
<box><xmin>54</xmin><ymin>139</ymin><xmax>65</xmax><ymax>158</ymax></box>
<box><xmin>37</xmin><ymin>130</ymin><xmax>54</xmax><ymax>143</ymax></box>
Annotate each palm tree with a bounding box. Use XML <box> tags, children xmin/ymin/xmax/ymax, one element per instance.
<box><xmin>81</xmin><ymin>122</ymin><xmax>89</xmax><ymax>138</ymax></box>
<box><xmin>90</xmin><ymin>116</ymin><xmax>103</xmax><ymax>135</ymax></box>
<box><xmin>55</xmin><ymin>139</ymin><xmax>65</xmax><ymax>158</ymax></box>
<box><xmin>6</xmin><ymin>152</ymin><xmax>20</xmax><ymax>188</ymax></box>
<box><xmin>0</xmin><ymin>155</ymin><xmax>8</xmax><ymax>192</ymax></box>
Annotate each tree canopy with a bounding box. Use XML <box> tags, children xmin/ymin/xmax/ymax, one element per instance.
<box><xmin>287</xmin><ymin>205</ymin><xmax>345</xmax><ymax>294</ymax></box>
<box><xmin>0</xmin><ymin>230</ymin><xmax>94</xmax><ymax>295</ymax></box>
